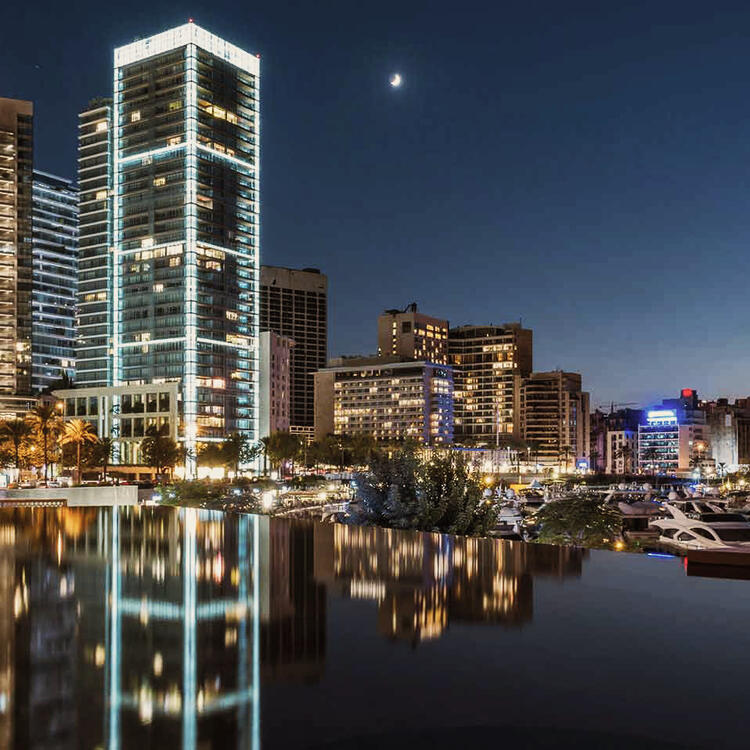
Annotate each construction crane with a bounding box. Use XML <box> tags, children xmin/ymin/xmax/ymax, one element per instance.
<box><xmin>596</xmin><ymin>401</ymin><xmax>638</xmax><ymax>414</ymax></box>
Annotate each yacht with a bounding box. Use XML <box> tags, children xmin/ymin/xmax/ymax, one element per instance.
<box><xmin>650</xmin><ymin>504</ymin><xmax>750</xmax><ymax>550</ymax></box>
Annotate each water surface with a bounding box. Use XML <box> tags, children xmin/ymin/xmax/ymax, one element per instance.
<box><xmin>0</xmin><ymin>506</ymin><xmax>746</xmax><ymax>749</ymax></box>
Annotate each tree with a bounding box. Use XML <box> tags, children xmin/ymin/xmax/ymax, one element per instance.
<box><xmin>535</xmin><ymin>495</ymin><xmax>622</xmax><ymax>548</ymax></box>
<box><xmin>88</xmin><ymin>437</ymin><xmax>115</xmax><ymax>481</ymax></box>
<box><xmin>558</xmin><ymin>445</ymin><xmax>574</xmax><ymax>473</ymax></box>
<box><xmin>261</xmin><ymin>432</ymin><xmax>301</xmax><ymax>477</ymax></box>
<box><xmin>26</xmin><ymin>405</ymin><xmax>62</xmax><ymax>485</ymax></box>
<box><xmin>59</xmin><ymin>419</ymin><xmax>99</xmax><ymax>484</ymax></box>
<box><xmin>353</xmin><ymin>449</ymin><xmax>498</xmax><ymax>536</ymax></box>
<box><xmin>0</xmin><ymin>419</ymin><xmax>31</xmax><ymax>472</ymax></box>
<box><xmin>141</xmin><ymin>425</ymin><xmax>181</xmax><ymax>476</ymax></box>
<box><xmin>222</xmin><ymin>433</ymin><xmax>262</xmax><ymax>475</ymax></box>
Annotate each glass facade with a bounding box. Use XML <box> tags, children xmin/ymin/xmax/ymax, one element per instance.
<box><xmin>76</xmin><ymin>102</ymin><xmax>113</xmax><ymax>387</ymax></box>
<box><xmin>31</xmin><ymin>171</ymin><xmax>78</xmax><ymax>391</ymax></box>
<box><xmin>109</xmin><ymin>24</ymin><xmax>260</xmax><ymax>462</ymax></box>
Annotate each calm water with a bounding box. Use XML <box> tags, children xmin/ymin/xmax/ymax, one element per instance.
<box><xmin>0</xmin><ymin>506</ymin><xmax>748</xmax><ymax>749</ymax></box>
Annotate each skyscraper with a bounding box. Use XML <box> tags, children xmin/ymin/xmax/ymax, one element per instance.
<box><xmin>72</xmin><ymin>24</ymin><xmax>261</xmax><ymax>467</ymax></box>
<box><xmin>260</xmin><ymin>266</ymin><xmax>327</xmax><ymax>439</ymax></box>
<box><xmin>75</xmin><ymin>100</ymin><xmax>113</xmax><ymax>388</ymax></box>
<box><xmin>448</xmin><ymin>323</ymin><xmax>532</xmax><ymax>445</ymax></box>
<box><xmin>31</xmin><ymin>171</ymin><xmax>77</xmax><ymax>392</ymax></box>
<box><xmin>0</xmin><ymin>98</ymin><xmax>34</xmax><ymax>415</ymax></box>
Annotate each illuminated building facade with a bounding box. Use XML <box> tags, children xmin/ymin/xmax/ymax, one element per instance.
<box><xmin>260</xmin><ymin>266</ymin><xmax>327</xmax><ymax>439</ymax></box>
<box><xmin>377</xmin><ymin>303</ymin><xmax>449</xmax><ymax>365</ymax></box>
<box><xmin>637</xmin><ymin>391</ymin><xmax>709</xmax><ymax>475</ymax></box>
<box><xmin>76</xmin><ymin>101</ymin><xmax>113</xmax><ymax>387</ymax></box>
<box><xmin>520</xmin><ymin>370</ymin><xmax>590</xmax><ymax>470</ymax></box>
<box><xmin>85</xmin><ymin>22</ymin><xmax>261</xmax><ymax>467</ymax></box>
<box><xmin>313</xmin><ymin>356</ymin><xmax>454</xmax><ymax>445</ymax></box>
<box><xmin>448</xmin><ymin>324</ymin><xmax>532</xmax><ymax>445</ymax></box>
<box><xmin>54</xmin><ymin>382</ymin><xmax>180</xmax><ymax>467</ymax></box>
<box><xmin>605</xmin><ymin>429</ymin><xmax>638</xmax><ymax>474</ymax></box>
<box><xmin>0</xmin><ymin>98</ymin><xmax>34</xmax><ymax>415</ymax></box>
<box><xmin>258</xmin><ymin>331</ymin><xmax>292</xmax><ymax>439</ymax></box>
<box><xmin>31</xmin><ymin>171</ymin><xmax>78</xmax><ymax>391</ymax></box>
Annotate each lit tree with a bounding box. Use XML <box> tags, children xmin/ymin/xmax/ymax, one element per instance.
<box><xmin>88</xmin><ymin>437</ymin><xmax>116</xmax><ymax>481</ymax></box>
<box><xmin>26</xmin><ymin>404</ymin><xmax>63</xmax><ymax>485</ymax></box>
<box><xmin>59</xmin><ymin>419</ymin><xmax>99</xmax><ymax>484</ymax></box>
<box><xmin>535</xmin><ymin>496</ymin><xmax>622</xmax><ymax>548</ymax></box>
<box><xmin>0</xmin><ymin>419</ymin><xmax>31</xmax><ymax>473</ymax></box>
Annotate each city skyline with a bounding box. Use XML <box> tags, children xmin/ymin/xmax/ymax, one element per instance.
<box><xmin>5</xmin><ymin>2</ymin><xmax>750</xmax><ymax>408</ymax></box>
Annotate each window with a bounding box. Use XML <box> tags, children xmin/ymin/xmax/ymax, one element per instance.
<box><xmin>402</xmin><ymin>322</ymin><xmax>411</xmax><ymax>333</ymax></box>
<box><xmin>130</xmin><ymin>111</ymin><xmax>141</xmax><ymax>123</ymax></box>
<box><xmin>146</xmin><ymin>393</ymin><xmax>158</xmax><ymax>413</ymax></box>
<box><xmin>96</xmin><ymin>120</ymin><xmax>108</xmax><ymax>132</ymax></box>
<box><xmin>96</xmin><ymin>190</ymin><xmax>108</xmax><ymax>200</ymax></box>
<box><xmin>153</xmin><ymin>177</ymin><xmax>166</xmax><ymax>187</ymax></box>
<box><xmin>89</xmin><ymin>397</ymin><xmax>98</xmax><ymax>415</ymax></box>
<box><xmin>159</xmin><ymin>392</ymin><xmax>170</xmax><ymax>412</ymax></box>
<box><xmin>168</xmin><ymin>100</ymin><xmax>182</xmax><ymax>111</ymax></box>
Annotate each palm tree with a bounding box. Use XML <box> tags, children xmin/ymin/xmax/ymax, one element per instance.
<box><xmin>59</xmin><ymin>419</ymin><xmax>99</xmax><ymax>484</ymax></box>
<box><xmin>90</xmin><ymin>437</ymin><xmax>115</xmax><ymax>481</ymax></box>
<box><xmin>26</xmin><ymin>404</ymin><xmax>62</xmax><ymax>485</ymax></box>
<box><xmin>559</xmin><ymin>445</ymin><xmax>574</xmax><ymax>473</ymax></box>
<box><xmin>0</xmin><ymin>418</ymin><xmax>31</xmax><ymax>475</ymax></box>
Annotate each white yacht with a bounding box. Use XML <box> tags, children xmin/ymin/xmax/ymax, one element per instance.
<box><xmin>650</xmin><ymin>504</ymin><xmax>750</xmax><ymax>550</ymax></box>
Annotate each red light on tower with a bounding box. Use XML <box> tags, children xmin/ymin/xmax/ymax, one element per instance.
<box><xmin>188</xmin><ymin>17</ymin><xmax>194</xmax><ymax>23</ymax></box>
<box><xmin>681</xmin><ymin>388</ymin><xmax>694</xmax><ymax>398</ymax></box>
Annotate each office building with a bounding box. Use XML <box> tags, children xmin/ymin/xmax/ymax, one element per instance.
<box><xmin>260</xmin><ymin>266</ymin><xmax>327</xmax><ymax>439</ymax></box>
<box><xmin>637</xmin><ymin>390</ymin><xmax>709</xmax><ymax>475</ymax></box>
<box><xmin>377</xmin><ymin>303</ymin><xmax>448</xmax><ymax>364</ymax></box>
<box><xmin>75</xmin><ymin>100</ymin><xmax>113</xmax><ymax>387</ymax></box>
<box><xmin>31</xmin><ymin>171</ymin><xmax>77</xmax><ymax>392</ymax></box>
<box><xmin>0</xmin><ymin>98</ymin><xmax>34</xmax><ymax>415</ymax></box>
<box><xmin>258</xmin><ymin>331</ymin><xmax>292</xmax><ymax>439</ymax></box>
<box><xmin>314</xmin><ymin>356</ymin><xmax>453</xmax><ymax>445</ymax></box>
<box><xmin>448</xmin><ymin>324</ymin><xmax>532</xmax><ymax>445</ymax></box>
<box><xmin>520</xmin><ymin>371</ymin><xmax>590</xmax><ymax>471</ymax></box>
<box><xmin>76</xmin><ymin>23</ymin><xmax>261</xmax><ymax>467</ymax></box>
<box><xmin>590</xmin><ymin>407</ymin><xmax>642</xmax><ymax>473</ymax></box>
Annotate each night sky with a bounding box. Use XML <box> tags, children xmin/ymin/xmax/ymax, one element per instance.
<box><xmin>4</xmin><ymin>0</ymin><xmax>750</xmax><ymax>408</ymax></box>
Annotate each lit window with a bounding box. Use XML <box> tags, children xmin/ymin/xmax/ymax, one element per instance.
<box><xmin>167</xmin><ymin>136</ymin><xmax>181</xmax><ymax>146</ymax></box>
<box><xmin>141</xmin><ymin>237</ymin><xmax>154</xmax><ymax>249</ymax></box>
<box><xmin>96</xmin><ymin>190</ymin><xmax>108</xmax><ymax>200</ymax></box>
<box><xmin>168</xmin><ymin>100</ymin><xmax>182</xmax><ymax>111</ymax></box>
<box><xmin>226</xmin><ymin>310</ymin><xmax>238</xmax><ymax>321</ymax></box>
<box><xmin>95</xmin><ymin>120</ymin><xmax>108</xmax><ymax>132</ymax></box>
<box><xmin>153</xmin><ymin>177</ymin><xmax>166</xmax><ymax>187</ymax></box>
<box><xmin>153</xmin><ymin>284</ymin><xmax>164</xmax><ymax>293</ymax></box>
<box><xmin>130</xmin><ymin>111</ymin><xmax>141</xmax><ymax>123</ymax></box>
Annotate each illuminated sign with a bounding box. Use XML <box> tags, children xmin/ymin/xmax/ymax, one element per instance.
<box><xmin>647</xmin><ymin>409</ymin><xmax>678</xmax><ymax>425</ymax></box>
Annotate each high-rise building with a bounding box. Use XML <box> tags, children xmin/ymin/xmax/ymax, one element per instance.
<box><xmin>377</xmin><ymin>303</ymin><xmax>449</xmax><ymax>364</ymax></box>
<box><xmin>520</xmin><ymin>370</ymin><xmax>590</xmax><ymax>471</ymax></box>
<box><xmin>258</xmin><ymin>331</ymin><xmax>292</xmax><ymax>439</ymax></box>
<box><xmin>0</xmin><ymin>98</ymin><xmax>34</xmax><ymax>415</ymax></box>
<box><xmin>314</xmin><ymin>355</ymin><xmax>454</xmax><ymax>445</ymax></box>
<box><xmin>75</xmin><ymin>100</ymin><xmax>113</xmax><ymax>387</ymax></box>
<box><xmin>76</xmin><ymin>23</ymin><xmax>261</xmax><ymax>467</ymax></box>
<box><xmin>31</xmin><ymin>171</ymin><xmax>77</xmax><ymax>392</ymax></box>
<box><xmin>260</xmin><ymin>266</ymin><xmax>327</xmax><ymax>438</ymax></box>
<box><xmin>448</xmin><ymin>324</ymin><xmax>532</xmax><ymax>445</ymax></box>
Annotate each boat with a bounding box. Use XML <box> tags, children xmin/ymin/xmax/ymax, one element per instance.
<box><xmin>649</xmin><ymin>504</ymin><xmax>750</xmax><ymax>550</ymax></box>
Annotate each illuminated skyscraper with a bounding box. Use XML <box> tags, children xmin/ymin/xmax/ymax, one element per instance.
<box><xmin>0</xmin><ymin>98</ymin><xmax>34</xmax><ymax>415</ymax></box>
<box><xmin>75</xmin><ymin>24</ymin><xmax>261</xmax><ymax>467</ymax></box>
<box><xmin>76</xmin><ymin>100</ymin><xmax>113</xmax><ymax>387</ymax></box>
<box><xmin>31</xmin><ymin>171</ymin><xmax>78</xmax><ymax>391</ymax></box>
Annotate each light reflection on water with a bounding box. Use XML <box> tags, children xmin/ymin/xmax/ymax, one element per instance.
<box><xmin>0</xmin><ymin>506</ymin><xmax>747</xmax><ymax>749</ymax></box>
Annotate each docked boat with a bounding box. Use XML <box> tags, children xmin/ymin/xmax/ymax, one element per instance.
<box><xmin>650</xmin><ymin>504</ymin><xmax>750</xmax><ymax>550</ymax></box>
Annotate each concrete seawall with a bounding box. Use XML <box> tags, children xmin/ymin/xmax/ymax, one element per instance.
<box><xmin>0</xmin><ymin>485</ymin><xmax>140</xmax><ymax>506</ymax></box>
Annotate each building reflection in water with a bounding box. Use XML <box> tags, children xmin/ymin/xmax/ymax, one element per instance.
<box><xmin>0</xmin><ymin>508</ymin><xmax>585</xmax><ymax>748</ymax></box>
<box><xmin>313</xmin><ymin>524</ymin><xmax>585</xmax><ymax>645</ymax></box>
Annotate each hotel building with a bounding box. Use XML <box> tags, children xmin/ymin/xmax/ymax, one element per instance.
<box><xmin>313</xmin><ymin>356</ymin><xmax>453</xmax><ymax>445</ymax></box>
<box><xmin>31</xmin><ymin>171</ymin><xmax>78</xmax><ymax>391</ymax></box>
<box><xmin>448</xmin><ymin>323</ymin><xmax>532</xmax><ymax>445</ymax></box>
<box><xmin>377</xmin><ymin>303</ymin><xmax>449</xmax><ymax>365</ymax></box>
<box><xmin>520</xmin><ymin>370</ymin><xmax>590</xmax><ymax>470</ymax></box>
<box><xmin>0</xmin><ymin>98</ymin><xmax>34</xmax><ymax>415</ymax></box>
<box><xmin>76</xmin><ymin>23</ymin><xmax>261</xmax><ymax>467</ymax></box>
<box><xmin>260</xmin><ymin>266</ymin><xmax>327</xmax><ymax>439</ymax></box>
